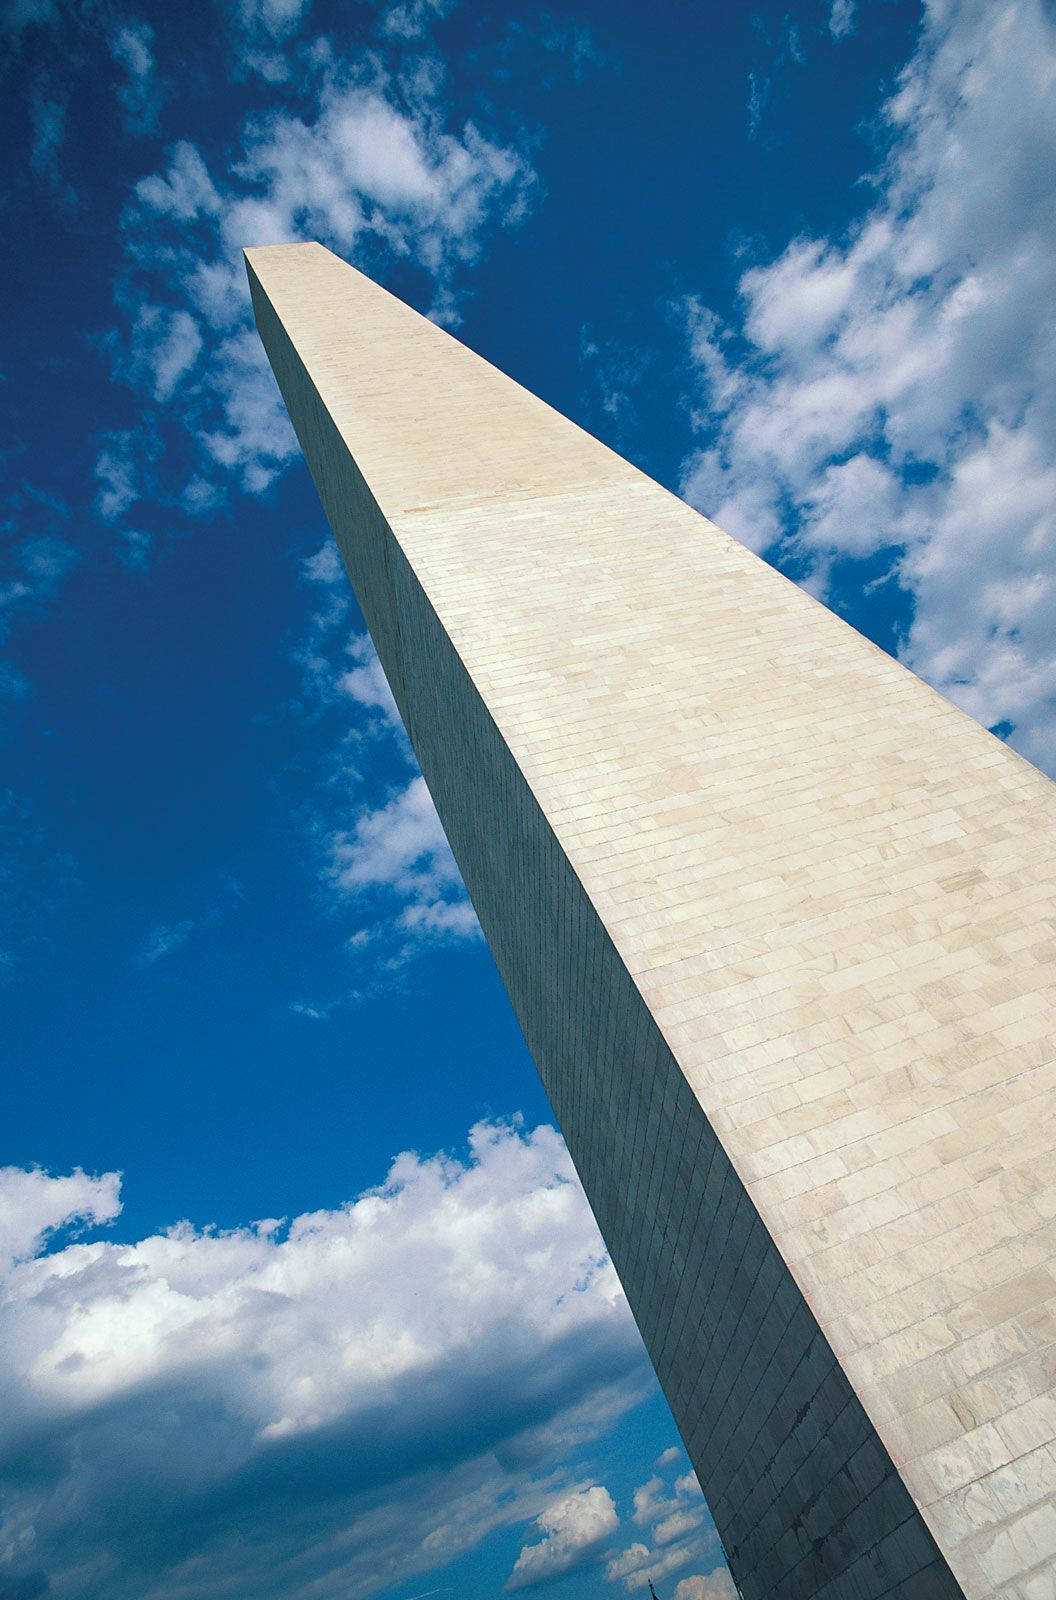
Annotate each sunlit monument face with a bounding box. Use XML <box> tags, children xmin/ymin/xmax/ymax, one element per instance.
<box><xmin>248</xmin><ymin>239</ymin><xmax>1056</xmax><ymax>1600</ymax></box>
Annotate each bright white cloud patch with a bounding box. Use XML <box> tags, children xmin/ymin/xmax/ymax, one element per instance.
<box><xmin>827</xmin><ymin>0</ymin><xmax>855</xmax><ymax>41</ymax></box>
<box><xmin>103</xmin><ymin>39</ymin><xmax>534</xmax><ymax>523</ymax></box>
<box><xmin>605</xmin><ymin>1458</ymin><xmax>713</xmax><ymax>1592</ymax></box>
<box><xmin>673</xmin><ymin>1572</ymin><xmax>738</xmax><ymax>1600</ymax></box>
<box><xmin>0</xmin><ymin>1123</ymin><xmax>650</xmax><ymax>1600</ymax></box>
<box><xmin>0</xmin><ymin>1164</ymin><xmax>121</xmax><ymax>1273</ymax></box>
<box><xmin>328</xmin><ymin>774</ymin><xmax>480</xmax><ymax>942</ymax></box>
<box><xmin>338</xmin><ymin>632</ymin><xmax>402</xmax><ymax>725</ymax></box>
<box><xmin>507</xmin><ymin>1483</ymin><xmax>619</xmax><ymax>1589</ymax></box>
<box><xmin>682</xmin><ymin>0</ymin><xmax>1056</xmax><ymax>774</ymax></box>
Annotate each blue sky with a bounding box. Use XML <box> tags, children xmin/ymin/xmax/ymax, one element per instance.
<box><xmin>2</xmin><ymin>1</ymin><xmax>1054</xmax><ymax>1597</ymax></box>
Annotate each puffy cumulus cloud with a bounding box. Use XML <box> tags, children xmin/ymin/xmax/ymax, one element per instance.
<box><xmin>605</xmin><ymin>1458</ymin><xmax>714</xmax><ymax>1592</ymax></box>
<box><xmin>0</xmin><ymin>1122</ymin><xmax>651</xmax><ymax>1600</ymax></box>
<box><xmin>102</xmin><ymin>41</ymin><xmax>534</xmax><ymax>525</ymax></box>
<box><xmin>221</xmin><ymin>77</ymin><xmax>533</xmax><ymax>274</ymax></box>
<box><xmin>0</xmin><ymin>1164</ymin><xmax>120</xmax><ymax>1273</ymax></box>
<box><xmin>507</xmin><ymin>1483</ymin><xmax>619</xmax><ymax>1589</ymax></box>
<box><xmin>681</xmin><ymin>0</ymin><xmax>1056</xmax><ymax>773</ymax></box>
<box><xmin>631</xmin><ymin>1469</ymin><xmax>704</xmax><ymax>1532</ymax></box>
<box><xmin>673</xmin><ymin>1572</ymin><xmax>738</xmax><ymax>1600</ymax></box>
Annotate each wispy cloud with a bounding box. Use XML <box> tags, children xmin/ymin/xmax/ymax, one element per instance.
<box><xmin>745</xmin><ymin>11</ymin><xmax>806</xmax><ymax>141</ymax></box>
<box><xmin>381</xmin><ymin>0</ymin><xmax>454</xmax><ymax>44</ymax></box>
<box><xmin>682</xmin><ymin>0</ymin><xmax>1056</xmax><ymax>773</ymax></box>
<box><xmin>0</xmin><ymin>1122</ymin><xmax>649</xmax><ymax>1600</ymax></box>
<box><xmin>233</xmin><ymin>0</ymin><xmax>313</xmax><ymax>79</ymax></box>
<box><xmin>138</xmin><ymin>916</ymin><xmax>197</xmax><ymax>965</ymax></box>
<box><xmin>137</xmin><ymin>880</ymin><xmax>241</xmax><ymax>966</ymax></box>
<box><xmin>28</xmin><ymin>81</ymin><xmax>65</xmax><ymax>184</ymax></box>
<box><xmin>109</xmin><ymin>18</ymin><xmax>164</xmax><ymax>130</ymax></box>
<box><xmin>294</xmin><ymin>545</ymin><xmax>479</xmax><ymax>979</ymax></box>
<box><xmin>0</xmin><ymin>0</ymin><xmax>59</xmax><ymax>40</ymax></box>
<box><xmin>0</xmin><ymin>486</ymin><xmax>79</xmax><ymax>654</ymax></box>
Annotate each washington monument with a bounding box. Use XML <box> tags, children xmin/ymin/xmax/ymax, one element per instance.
<box><xmin>247</xmin><ymin>241</ymin><xmax>1056</xmax><ymax>1600</ymax></box>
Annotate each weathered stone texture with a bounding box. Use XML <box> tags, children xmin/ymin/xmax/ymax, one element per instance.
<box><xmin>247</xmin><ymin>241</ymin><xmax>1056</xmax><ymax>1600</ymax></box>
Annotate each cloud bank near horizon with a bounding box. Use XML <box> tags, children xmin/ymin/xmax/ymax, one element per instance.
<box><xmin>0</xmin><ymin>1121</ymin><xmax>653</xmax><ymax>1600</ymax></box>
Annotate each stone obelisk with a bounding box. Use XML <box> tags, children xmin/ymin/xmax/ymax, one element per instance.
<box><xmin>247</xmin><ymin>241</ymin><xmax>1056</xmax><ymax>1600</ymax></box>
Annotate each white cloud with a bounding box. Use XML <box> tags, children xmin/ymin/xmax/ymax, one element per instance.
<box><xmin>827</xmin><ymin>0</ymin><xmax>856</xmax><ymax>41</ymax></box>
<box><xmin>139</xmin><ymin>917</ymin><xmax>197</xmax><ymax>965</ymax></box>
<box><xmin>0</xmin><ymin>490</ymin><xmax>79</xmax><ymax>644</ymax></box>
<box><xmin>293</xmin><ymin>557</ymin><xmax>477</xmax><ymax>971</ymax></box>
<box><xmin>605</xmin><ymin>1540</ymin><xmax>699</xmax><ymax>1592</ymax></box>
<box><xmin>134</xmin><ymin>138</ymin><xmax>221</xmax><ymax>221</ymax></box>
<box><xmin>95</xmin><ymin>430</ymin><xmax>140</xmax><ymax>521</ymax></box>
<box><xmin>329</xmin><ymin>775</ymin><xmax>452</xmax><ymax>894</ymax></box>
<box><xmin>129</xmin><ymin>303</ymin><xmax>203</xmax><ymax>402</ymax></box>
<box><xmin>110</xmin><ymin>19</ymin><xmax>163</xmax><ymax>130</ymax></box>
<box><xmin>673</xmin><ymin>1572</ymin><xmax>738</xmax><ymax>1600</ymax></box>
<box><xmin>507</xmin><ymin>1484</ymin><xmax>619</xmax><ymax>1589</ymax></box>
<box><xmin>681</xmin><ymin>0</ymin><xmax>1056</xmax><ymax>772</ymax></box>
<box><xmin>180</xmin><ymin>474</ymin><xmax>226</xmax><ymax>516</ymax></box>
<box><xmin>107</xmin><ymin>46</ymin><xmax>534</xmax><ymax>512</ymax></box>
<box><xmin>0</xmin><ymin>1123</ymin><xmax>649</xmax><ymax>1600</ymax></box>
<box><xmin>230</xmin><ymin>0</ymin><xmax>313</xmax><ymax>80</ymax></box>
<box><xmin>239</xmin><ymin>0</ymin><xmax>311</xmax><ymax>40</ymax></box>
<box><xmin>303</xmin><ymin>540</ymin><xmax>343</xmax><ymax>584</ymax></box>
<box><xmin>631</xmin><ymin>1468</ymin><xmax>703</xmax><ymax>1531</ymax></box>
<box><xmin>0</xmin><ymin>1165</ymin><xmax>121</xmax><ymax>1274</ymax></box>
<box><xmin>119</xmin><ymin>528</ymin><xmax>152</xmax><ymax>569</ymax></box>
<box><xmin>382</xmin><ymin>0</ymin><xmax>455</xmax><ymax>41</ymax></box>
<box><xmin>653</xmin><ymin>1509</ymin><xmax>706</xmax><ymax>1547</ymax></box>
<box><xmin>28</xmin><ymin>83</ymin><xmax>65</xmax><ymax>185</ymax></box>
<box><xmin>606</xmin><ymin>1461</ymin><xmax>713</xmax><ymax>1593</ymax></box>
<box><xmin>338</xmin><ymin>633</ymin><xmax>401</xmax><ymax>725</ymax></box>
<box><xmin>328</xmin><ymin>774</ymin><xmax>480</xmax><ymax>943</ymax></box>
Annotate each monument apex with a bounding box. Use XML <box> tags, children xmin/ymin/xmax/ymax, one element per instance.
<box><xmin>247</xmin><ymin>240</ymin><xmax>1056</xmax><ymax>1600</ymax></box>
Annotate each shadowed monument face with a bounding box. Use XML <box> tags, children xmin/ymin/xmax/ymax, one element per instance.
<box><xmin>246</xmin><ymin>240</ymin><xmax>1056</xmax><ymax>1600</ymax></box>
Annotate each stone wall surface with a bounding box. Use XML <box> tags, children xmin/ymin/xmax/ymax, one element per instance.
<box><xmin>246</xmin><ymin>241</ymin><xmax>1056</xmax><ymax>1600</ymax></box>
